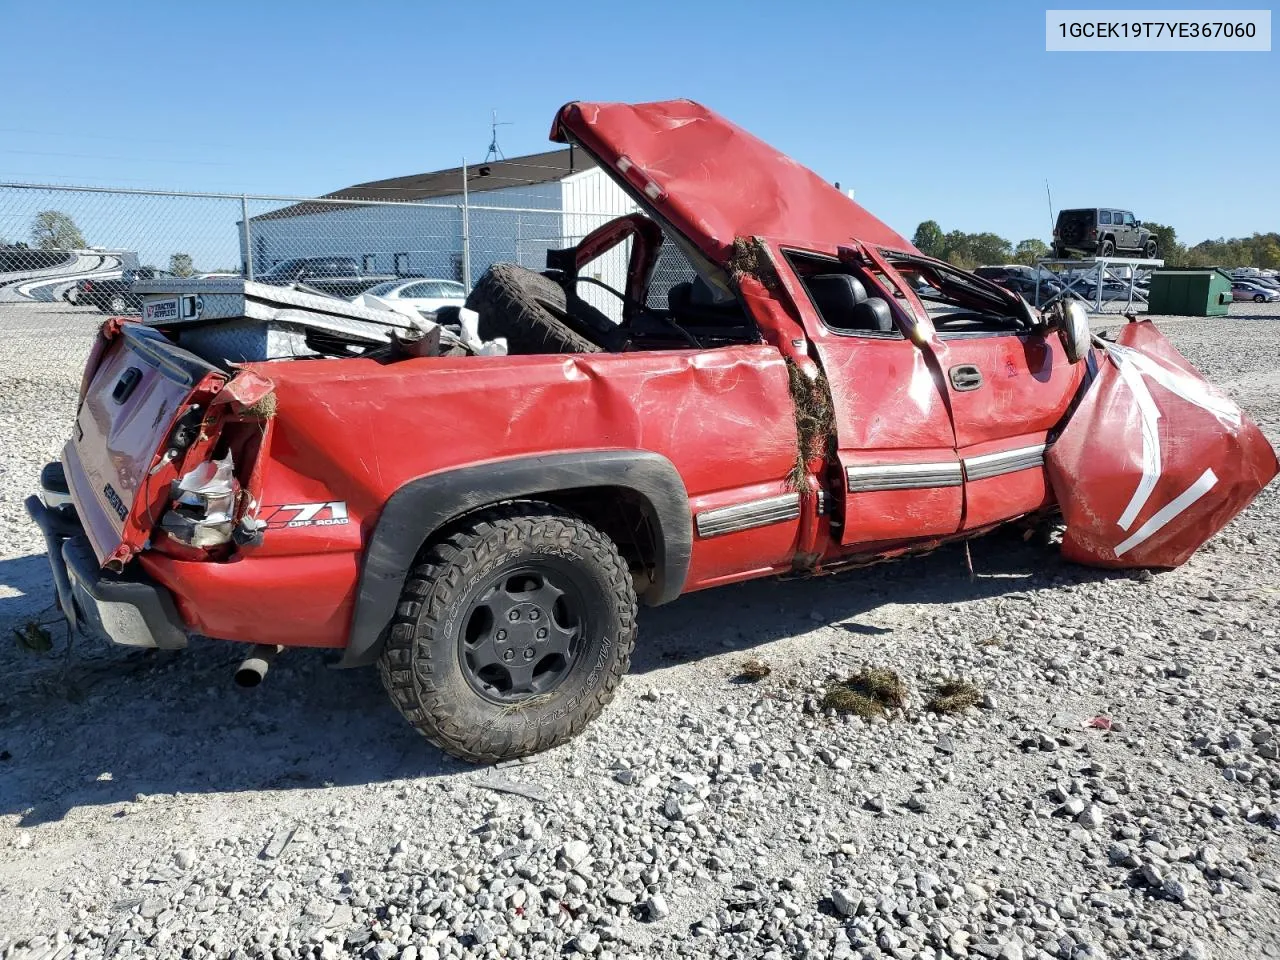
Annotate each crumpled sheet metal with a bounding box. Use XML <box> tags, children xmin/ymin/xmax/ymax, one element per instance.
<box><xmin>212</xmin><ymin>369</ymin><xmax>275</xmax><ymax>410</ymax></box>
<box><xmin>551</xmin><ymin>100</ymin><xmax>915</xmax><ymax>266</ymax></box>
<box><xmin>1046</xmin><ymin>321</ymin><xmax>1278</xmax><ymax>568</ymax></box>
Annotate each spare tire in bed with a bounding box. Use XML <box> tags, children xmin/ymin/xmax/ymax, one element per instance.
<box><xmin>465</xmin><ymin>263</ymin><xmax>621</xmax><ymax>355</ymax></box>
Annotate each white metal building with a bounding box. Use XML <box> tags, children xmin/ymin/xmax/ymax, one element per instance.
<box><xmin>243</xmin><ymin>149</ymin><xmax>667</xmax><ymax>317</ymax></box>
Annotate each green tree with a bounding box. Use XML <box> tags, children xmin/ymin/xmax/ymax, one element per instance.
<box><xmin>912</xmin><ymin>220</ymin><xmax>945</xmax><ymax>258</ymax></box>
<box><xmin>1012</xmin><ymin>238</ymin><xmax>1049</xmax><ymax>266</ymax></box>
<box><xmin>1255</xmin><ymin>236</ymin><xmax>1280</xmax><ymax>270</ymax></box>
<box><xmin>968</xmin><ymin>232</ymin><xmax>1012</xmax><ymax>266</ymax></box>
<box><xmin>1142</xmin><ymin>222</ymin><xmax>1183</xmax><ymax>266</ymax></box>
<box><xmin>30</xmin><ymin>210</ymin><xmax>86</xmax><ymax>250</ymax></box>
<box><xmin>940</xmin><ymin>230</ymin><xmax>973</xmax><ymax>268</ymax></box>
<box><xmin>169</xmin><ymin>252</ymin><xmax>195</xmax><ymax>277</ymax></box>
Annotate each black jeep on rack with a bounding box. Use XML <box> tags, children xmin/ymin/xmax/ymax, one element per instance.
<box><xmin>1053</xmin><ymin>208</ymin><xmax>1158</xmax><ymax>260</ymax></box>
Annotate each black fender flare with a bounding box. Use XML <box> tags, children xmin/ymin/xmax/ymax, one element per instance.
<box><xmin>339</xmin><ymin>450</ymin><xmax>691</xmax><ymax>667</ymax></box>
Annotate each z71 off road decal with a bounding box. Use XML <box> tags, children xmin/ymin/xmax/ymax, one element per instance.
<box><xmin>261</xmin><ymin>501</ymin><xmax>349</xmax><ymax>528</ymax></box>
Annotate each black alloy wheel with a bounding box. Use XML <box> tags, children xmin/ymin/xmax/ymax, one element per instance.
<box><xmin>459</xmin><ymin>564</ymin><xmax>585</xmax><ymax>702</ymax></box>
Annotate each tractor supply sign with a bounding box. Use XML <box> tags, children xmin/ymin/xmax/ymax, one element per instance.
<box><xmin>1046</xmin><ymin>10</ymin><xmax>1271</xmax><ymax>50</ymax></box>
<box><xmin>143</xmin><ymin>298</ymin><xmax>179</xmax><ymax>323</ymax></box>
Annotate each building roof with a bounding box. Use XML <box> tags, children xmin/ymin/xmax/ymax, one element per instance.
<box><xmin>252</xmin><ymin>147</ymin><xmax>595</xmax><ymax>222</ymax></box>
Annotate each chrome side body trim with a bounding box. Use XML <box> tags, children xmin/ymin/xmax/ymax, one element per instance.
<box><xmin>695</xmin><ymin>492</ymin><xmax>802</xmax><ymax>538</ymax></box>
<box><xmin>846</xmin><ymin>462</ymin><xmax>963</xmax><ymax>492</ymax></box>
<box><xmin>962</xmin><ymin>443</ymin><xmax>1048</xmax><ymax>482</ymax></box>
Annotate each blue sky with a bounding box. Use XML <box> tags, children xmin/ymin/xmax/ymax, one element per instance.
<box><xmin>0</xmin><ymin>0</ymin><xmax>1275</xmax><ymax>250</ymax></box>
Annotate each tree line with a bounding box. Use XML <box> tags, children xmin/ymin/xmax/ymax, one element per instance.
<box><xmin>913</xmin><ymin>219</ymin><xmax>1280</xmax><ymax>270</ymax></box>
<box><xmin>1139</xmin><ymin>224</ymin><xmax>1280</xmax><ymax>270</ymax></box>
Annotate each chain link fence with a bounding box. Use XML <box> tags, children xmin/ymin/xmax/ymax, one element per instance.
<box><xmin>0</xmin><ymin>182</ymin><xmax>697</xmax><ymax>333</ymax></box>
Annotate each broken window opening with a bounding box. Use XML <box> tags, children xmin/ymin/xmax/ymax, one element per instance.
<box><xmin>784</xmin><ymin>250</ymin><xmax>905</xmax><ymax>340</ymax></box>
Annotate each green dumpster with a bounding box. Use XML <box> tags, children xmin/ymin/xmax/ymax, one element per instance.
<box><xmin>1145</xmin><ymin>268</ymin><xmax>1234</xmax><ymax>317</ymax></box>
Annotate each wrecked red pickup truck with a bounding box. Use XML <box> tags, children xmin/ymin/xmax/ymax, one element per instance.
<box><xmin>27</xmin><ymin>100</ymin><xmax>1277</xmax><ymax>762</ymax></box>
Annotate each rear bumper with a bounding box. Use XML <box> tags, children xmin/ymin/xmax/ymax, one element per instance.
<box><xmin>26</xmin><ymin>482</ymin><xmax>188</xmax><ymax>650</ymax></box>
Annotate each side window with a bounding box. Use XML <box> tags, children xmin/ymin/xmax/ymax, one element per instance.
<box><xmin>400</xmin><ymin>282</ymin><xmax>431</xmax><ymax>298</ymax></box>
<box><xmin>1099</xmin><ymin>210</ymin><xmax>1112</xmax><ymax>225</ymax></box>
<box><xmin>786</xmin><ymin>253</ymin><xmax>903</xmax><ymax>339</ymax></box>
<box><xmin>313</xmin><ymin>258</ymin><xmax>351</xmax><ymax>276</ymax></box>
<box><xmin>647</xmin><ymin>232</ymin><xmax>699</xmax><ymax>310</ymax></box>
<box><xmin>1123</xmin><ymin>212</ymin><xmax>1135</xmax><ymax>225</ymax></box>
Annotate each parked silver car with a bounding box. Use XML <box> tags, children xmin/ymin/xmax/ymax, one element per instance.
<box><xmin>1232</xmin><ymin>280</ymin><xmax>1280</xmax><ymax>303</ymax></box>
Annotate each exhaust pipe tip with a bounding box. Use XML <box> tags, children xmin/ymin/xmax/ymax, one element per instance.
<box><xmin>234</xmin><ymin>645</ymin><xmax>282</xmax><ymax>688</ymax></box>
<box><xmin>234</xmin><ymin>659</ymin><xmax>269</xmax><ymax>687</ymax></box>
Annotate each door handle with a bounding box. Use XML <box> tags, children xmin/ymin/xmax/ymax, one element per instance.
<box><xmin>112</xmin><ymin>367</ymin><xmax>143</xmax><ymax>404</ymax></box>
<box><xmin>949</xmin><ymin>364</ymin><xmax>984</xmax><ymax>391</ymax></box>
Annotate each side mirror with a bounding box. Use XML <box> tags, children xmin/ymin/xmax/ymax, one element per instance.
<box><xmin>1044</xmin><ymin>299</ymin><xmax>1091</xmax><ymax>364</ymax></box>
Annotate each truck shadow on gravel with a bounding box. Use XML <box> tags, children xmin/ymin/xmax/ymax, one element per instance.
<box><xmin>0</xmin><ymin>532</ymin><xmax>1113</xmax><ymax>826</ymax></box>
<box><xmin>631</xmin><ymin>530</ymin><xmax>1109</xmax><ymax>673</ymax></box>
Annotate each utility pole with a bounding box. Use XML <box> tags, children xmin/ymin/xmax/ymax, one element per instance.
<box><xmin>461</xmin><ymin>157</ymin><xmax>471</xmax><ymax>292</ymax></box>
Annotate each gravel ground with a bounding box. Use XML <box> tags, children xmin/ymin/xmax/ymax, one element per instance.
<box><xmin>1</xmin><ymin>302</ymin><xmax>1278</xmax><ymax>960</ymax></box>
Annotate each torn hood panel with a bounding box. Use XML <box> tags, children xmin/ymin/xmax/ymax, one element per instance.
<box><xmin>551</xmin><ymin>100</ymin><xmax>916</xmax><ymax>266</ymax></box>
<box><xmin>1046</xmin><ymin>321</ymin><xmax>1278</xmax><ymax>568</ymax></box>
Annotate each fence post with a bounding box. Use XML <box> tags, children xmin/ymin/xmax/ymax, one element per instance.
<box><xmin>460</xmin><ymin>157</ymin><xmax>471</xmax><ymax>293</ymax></box>
<box><xmin>241</xmin><ymin>194</ymin><xmax>254</xmax><ymax>280</ymax></box>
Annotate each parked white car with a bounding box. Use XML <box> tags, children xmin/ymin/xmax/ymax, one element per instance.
<box><xmin>353</xmin><ymin>278</ymin><xmax>466</xmax><ymax>315</ymax></box>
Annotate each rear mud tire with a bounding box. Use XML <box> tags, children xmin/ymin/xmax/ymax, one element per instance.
<box><xmin>465</xmin><ymin>263</ymin><xmax>617</xmax><ymax>355</ymax></box>
<box><xmin>377</xmin><ymin>503</ymin><xmax>638</xmax><ymax>763</ymax></box>
<box><xmin>1098</xmin><ymin>240</ymin><xmax>1115</xmax><ymax>258</ymax></box>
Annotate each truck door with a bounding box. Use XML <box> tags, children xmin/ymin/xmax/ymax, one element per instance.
<box><xmin>780</xmin><ymin>250</ymin><xmax>963</xmax><ymax>547</ymax></box>
<box><xmin>919</xmin><ymin>288</ymin><xmax>1085</xmax><ymax>532</ymax></box>
<box><xmin>818</xmin><ymin>246</ymin><xmax>1086</xmax><ymax>537</ymax></box>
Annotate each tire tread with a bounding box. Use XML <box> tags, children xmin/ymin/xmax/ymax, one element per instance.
<box><xmin>377</xmin><ymin>503</ymin><xmax>638</xmax><ymax>763</ymax></box>
<box><xmin>464</xmin><ymin>263</ymin><xmax>615</xmax><ymax>355</ymax></box>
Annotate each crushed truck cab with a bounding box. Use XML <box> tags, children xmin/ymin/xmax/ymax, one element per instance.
<box><xmin>29</xmin><ymin>99</ymin><xmax>1277</xmax><ymax>763</ymax></box>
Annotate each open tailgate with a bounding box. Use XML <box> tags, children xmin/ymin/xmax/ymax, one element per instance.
<box><xmin>64</xmin><ymin>321</ymin><xmax>227</xmax><ymax>570</ymax></box>
<box><xmin>1046</xmin><ymin>321</ymin><xmax>1278</xmax><ymax>568</ymax></box>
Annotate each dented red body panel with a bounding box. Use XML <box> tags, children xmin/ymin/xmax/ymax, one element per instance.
<box><xmin>47</xmin><ymin>100</ymin><xmax>1277</xmax><ymax>658</ymax></box>
<box><xmin>1047</xmin><ymin>322</ymin><xmax>1278</xmax><ymax>568</ymax></box>
<box><xmin>141</xmin><ymin>346</ymin><xmax>799</xmax><ymax>647</ymax></box>
<box><xmin>550</xmin><ymin>101</ymin><xmax>916</xmax><ymax>266</ymax></box>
